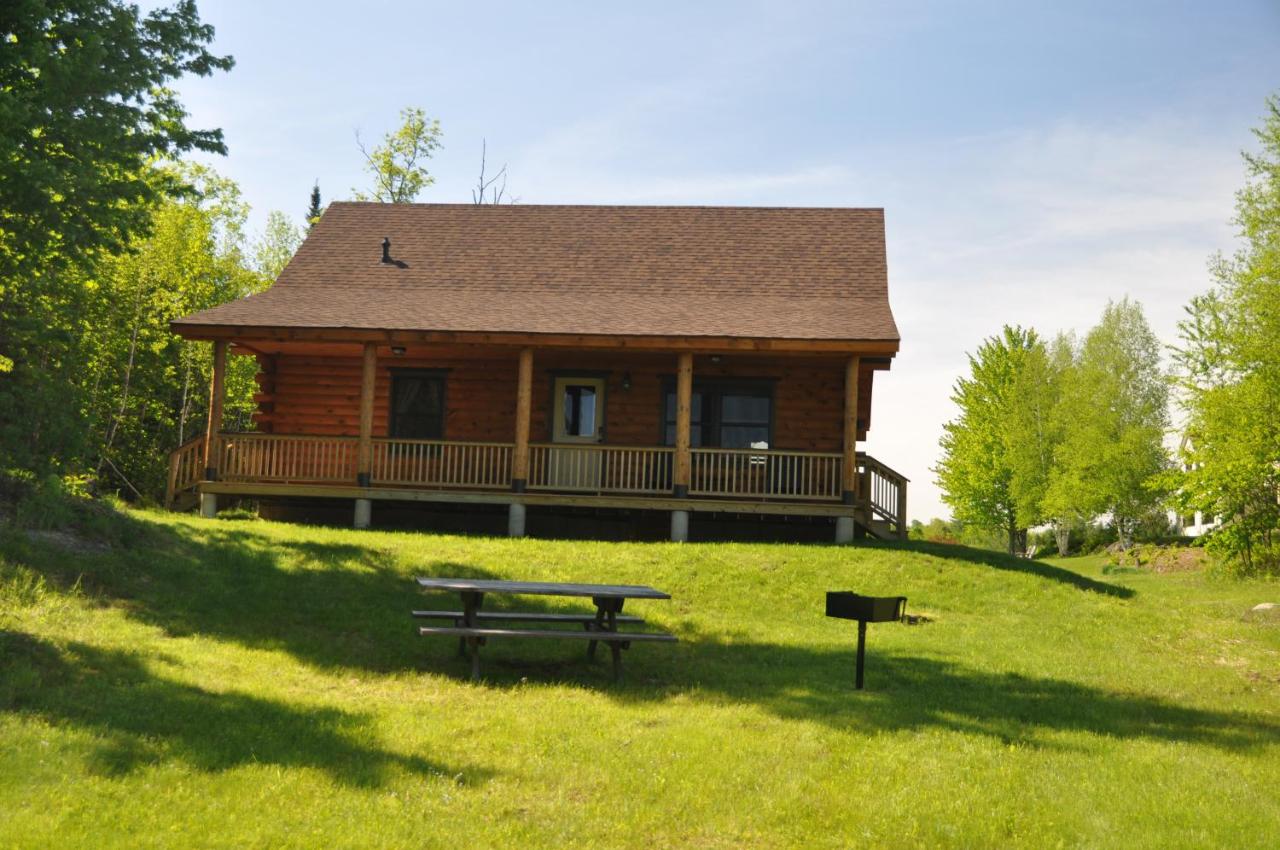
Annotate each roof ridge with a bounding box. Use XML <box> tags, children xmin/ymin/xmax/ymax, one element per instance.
<box><xmin>326</xmin><ymin>201</ymin><xmax>886</xmax><ymax>212</ymax></box>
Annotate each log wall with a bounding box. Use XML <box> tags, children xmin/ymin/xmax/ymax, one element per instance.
<box><xmin>252</xmin><ymin>348</ymin><xmax>876</xmax><ymax>450</ymax></box>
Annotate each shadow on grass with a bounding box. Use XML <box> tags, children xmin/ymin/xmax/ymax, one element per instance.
<box><xmin>15</xmin><ymin>510</ymin><xmax>1247</xmax><ymax>756</ymax></box>
<box><xmin>861</xmin><ymin>539</ymin><xmax>1135</xmax><ymax>598</ymax></box>
<box><xmin>7</xmin><ymin>511</ymin><xmax>1134</xmax><ymax>679</ymax></box>
<box><xmin>600</xmin><ymin>638</ymin><xmax>1280</xmax><ymax>752</ymax></box>
<box><xmin>5</xmin><ymin>517</ymin><xmax>484</xmax><ymax>674</ymax></box>
<box><xmin>0</xmin><ymin>630</ymin><xmax>489</xmax><ymax>787</ymax></box>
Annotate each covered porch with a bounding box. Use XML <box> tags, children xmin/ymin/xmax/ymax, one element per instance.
<box><xmin>166</xmin><ymin>334</ymin><xmax>907</xmax><ymax>542</ymax></box>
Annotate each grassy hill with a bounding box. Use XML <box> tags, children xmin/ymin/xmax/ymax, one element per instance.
<box><xmin>2</xmin><ymin>506</ymin><xmax>1278</xmax><ymax>848</ymax></box>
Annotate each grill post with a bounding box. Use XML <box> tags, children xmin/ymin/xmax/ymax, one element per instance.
<box><xmin>855</xmin><ymin>620</ymin><xmax>867</xmax><ymax>689</ymax></box>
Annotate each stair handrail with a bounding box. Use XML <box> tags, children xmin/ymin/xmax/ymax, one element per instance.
<box><xmin>857</xmin><ymin>453</ymin><xmax>909</xmax><ymax>539</ymax></box>
<box><xmin>165</xmin><ymin>435</ymin><xmax>206</xmax><ymax>509</ymax></box>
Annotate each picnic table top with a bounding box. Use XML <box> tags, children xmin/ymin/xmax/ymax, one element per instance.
<box><xmin>415</xmin><ymin>577</ymin><xmax>671</xmax><ymax>600</ymax></box>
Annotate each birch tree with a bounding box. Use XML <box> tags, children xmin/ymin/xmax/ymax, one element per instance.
<box><xmin>1047</xmin><ymin>299</ymin><xmax>1169</xmax><ymax>549</ymax></box>
<box><xmin>353</xmin><ymin>107</ymin><xmax>443</xmax><ymax>203</ymax></box>
<box><xmin>1171</xmin><ymin>95</ymin><xmax>1280</xmax><ymax>574</ymax></box>
<box><xmin>934</xmin><ymin>326</ymin><xmax>1041</xmax><ymax>556</ymax></box>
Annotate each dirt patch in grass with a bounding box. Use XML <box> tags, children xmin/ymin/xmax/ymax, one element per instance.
<box><xmin>23</xmin><ymin>528</ymin><xmax>111</xmax><ymax>555</ymax></box>
<box><xmin>1105</xmin><ymin>543</ymin><xmax>1208</xmax><ymax>574</ymax></box>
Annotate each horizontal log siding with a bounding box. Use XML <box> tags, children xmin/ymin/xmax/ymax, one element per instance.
<box><xmin>261</xmin><ymin>354</ymin><xmax>517</xmax><ymax>440</ymax></box>
<box><xmin>255</xmin><ymin>350</ymin><xmax>875</xmax><ymax>449</ymax></box>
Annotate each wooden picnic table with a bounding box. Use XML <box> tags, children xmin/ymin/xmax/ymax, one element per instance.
<box><xmin>414</xmin><ymin>578</ymin><xmax>676</xmax><ymax>682</ymax></box>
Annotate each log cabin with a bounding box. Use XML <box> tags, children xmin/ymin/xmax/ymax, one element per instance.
<box><xmin>167</xmin><ymin>202</ymin><xmax>907</xmax><ymax>542</ymax></box>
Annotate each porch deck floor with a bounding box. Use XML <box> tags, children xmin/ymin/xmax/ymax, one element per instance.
<box><xmin>200</xmin><ymin>481</ymin><xmax>861</xmax><ymax>517</ymax></box>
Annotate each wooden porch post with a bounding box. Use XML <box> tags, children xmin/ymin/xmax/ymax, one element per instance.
<box><xmin>836</xmin><ymin>354</ymin><xmax>861</xmax><ymax>543</ymax></box>
<box><xmin>202</xmin><ymin>340</ymin><xmax>227</xmax><ymax>480</ymax></box>
<box><xmin>897</xmin><ymin>477</ymin><xmax>909</xmax><ymax>540</ymax></box>
<box><xmin>674</xmin><ymin>353</ymin><xmax>693</xmax><ymax>498</ymax></box>
<box><xmin>842</xmin><ymin>355</ymin><xmax>861</xmax><ymax>505</ymax></box>
<box><xmin>357</xmin><ymin>342</ymin><xmax>377</xmax><ymax>487</ymax></box>
<box><xmin>354</xmin><ymin>342</ymin><xmax>377</xmax><ymax>529</ymax></box>
<box><xmin>509</xmin><ymin>348</ymin><xmax>534</xmax><ymax>537</ymax></box>
<box><xmin>671</xmin><ymin>353</ymin><xmax>694</xmax><ymax>542</ymax></box>
<box><xmin>512</xmin><ymin>347</ymin><xmax>534</xmax><ymax>492</ymax></box>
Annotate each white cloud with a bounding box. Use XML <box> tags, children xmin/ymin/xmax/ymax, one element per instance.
<box><xmin>872</xmin><ymin>118</ymin><xmax>1242</xmax><ymax>520</ymax></box>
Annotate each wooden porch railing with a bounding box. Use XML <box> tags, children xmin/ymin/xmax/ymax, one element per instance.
<box><xmin>165</xmin><ymin>435</ymin><xmax>206</xmax><ymax>509</ymax></box>
<box><xmin>860</xmin><ymin>454</ymin><xmax>909</xmax><ymax>539</ymax></box>
<box><xmin>527</xmin><ymin>443</ymin><xmax>674</xmax><ymax>494</ymax></box>
<box><xmin>181</xmin><ymin>435</ymin><xmax>907</xmax><ymax>535</ymax></box>
<box><xmin>217</xmin><ymin>433</ymin><xmax>358</xmax><ymax>483</ymax></box>
<box><xmin>690</xmin><ymin>448</ymin><xmax>844</xmax><ymax>501</ymax></box>
<box><xmin>370</xmin><ymin>438</ymin><xmax>512</xmax><ymax>489</ymax></box>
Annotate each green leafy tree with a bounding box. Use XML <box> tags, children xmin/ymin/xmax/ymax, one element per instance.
<box><xmin>0</xmin><ymin>0</ymin><xmax>232</xmax><ymax>279</ymax></box>
<box><xmin>1048</xmin><ymin>299</ymin><xmax>1169</xmax><ymax>549</ymax></box>
<box><xmin>1170</xmin><ymin>96</ymin><xmax>1280</xmax><ymax>575</ymax></box>
<box><xmin>353</xmin><ymin>107</ymin><xmax>442</xmax><ymax>203</ymax></box>
<box><xmin>1009</xmin><ymin>333</ymin><xmax>1075</xmax><ymax>554</ymax></box>
<box><xmin>255</xmin><ymin>211</ymin><xmax>303</xmax><ymax>280</ymax></box>
<box><xmin>85</xmin><ymin>164</ymin><xmax>267</xmax><ymax>499</ymax></box>
<box><xmin>934</xmin><ymin>326</ymin><xmax>1041</xmax><ymax>555</ymax></box>
<box><xmin>0</xmin><ymin>0</ymin><xmax>231</xmax><ymax>473</ymax></box>
<box><xmin>306</xmin><ymin>181</ymin><xmax>324</xmax><ymax>230</ymax></box>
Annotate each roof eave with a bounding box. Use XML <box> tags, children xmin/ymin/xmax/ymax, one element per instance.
<box><xmin>168</xmin><ymin>321</ymin><xmax>901</xmax><ymax>356</ymax></box>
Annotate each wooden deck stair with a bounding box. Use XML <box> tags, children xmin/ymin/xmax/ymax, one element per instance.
<box><xmin>862</xmin><ymin>516</ymin><xmax>898</xmax><ymax>541</ymax></box>
<box><xmin>165</xmin><ymin>436</ymin><xmax>205</xmax><ymax>512</ymax></box>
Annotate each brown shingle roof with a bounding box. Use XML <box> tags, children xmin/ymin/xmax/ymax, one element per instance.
<box><xmin>173</xmin><ymin>202</ymin><xmax>898</xmax><ymax>343</ymax></box>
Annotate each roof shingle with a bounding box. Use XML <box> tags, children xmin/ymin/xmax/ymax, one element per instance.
<box><xmin>174</xmin><ymin>202</ymin><xmax>898</xmax><ymax>342</ymax></box>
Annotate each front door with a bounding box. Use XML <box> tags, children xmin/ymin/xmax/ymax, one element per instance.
<box><xmin>549</xmin><ymin>376</ymin><xmax>605</xmax><ymax>489</ymax></box>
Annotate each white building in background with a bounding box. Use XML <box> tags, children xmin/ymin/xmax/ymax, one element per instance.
<box><xmin>1170</xmin><ymin>434</ymin><xmax>1220</xmax><ymax>538</ymax></box>
<box><xmin>1175</xmin><ymin>509</ymin><xmax>1219</xmax><ymax>538</ymax></box>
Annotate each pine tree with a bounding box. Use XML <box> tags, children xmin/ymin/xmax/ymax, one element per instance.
<box><xmin>306</xmin><ymin>182</ymin><xmax>323</xmax><ymax>230</ymax></box>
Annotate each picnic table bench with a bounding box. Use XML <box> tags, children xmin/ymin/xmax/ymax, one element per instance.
<box><xmin>414</xmin><ymin>578</ymin><xmax>677</xmax><ymax>682</ymax></box>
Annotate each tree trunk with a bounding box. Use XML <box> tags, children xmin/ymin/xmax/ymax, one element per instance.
<box><xmin>100</xmin><ymin>293</ymin><xmax>142</xmax><ymax>465</ymax></box>
<box><xmin>178</xmin><ymin>361</ymin><xmax>192</xmax><ymax>444</ymax></box>
<box><xmin>1053</xmin><ymin>521</ymin><xmax>1071</xmax><ymax>556</ymax></box>
<box><xmin>1116</xmin><ymin>516</ymin><xmax>1134</xmax><ymax>550</ymax></box>
<box><xmin>1007</xmin><ymin>520</ymin><xmax>1028</xmax><ymax>557</ymax></box>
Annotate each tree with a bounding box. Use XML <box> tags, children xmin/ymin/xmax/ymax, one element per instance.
<box><xmin>472</xmin><ymin>139</ymin><xmax>516</xmax><ymax>204</ymax></box>
<box><xmin>1009</xmin><ymin>333</ymin><xmax>1075</xmax><ymax>554</ymax></box>
<box><xmin>84</xmin><ymin>163</ymin><xmax>267</xmax><ymax>499</ymax></box>
<box><xmin>353</xmin><ymin>107</ymin><xmax>442</xmax><ymax>203</ymax></box>
<box><xmin>0</xmin><ymin>0</ymin><xmax>231</xmax><ymax>474</ymax></box>
<box><xmin>306</xmin><ymin>182</ymin><xmax>324</xmax><ymax>230</ymax></box>
<box><xmin>0</xmin><ymin>0</ymin><xmax>233</xmax><ymax>281</ymax></box>
<box><xmin>255</xmin><ymin>211</ymin><xmax>303</xmax><ymax>280</ymax></box>
<box><xmin>1048</xmin><ymin>299</ymin><xmax>1169</xmax><ymax>549</ymax></box>
<box><xmin>1171</xmin><ymin>95</ymin><xmax>1280</xmax><ymax>575</ymax></box>
<box><xmin>934</xmin><ymin>326</ymin><xmax>1041</xmax><ymax>555</ymax></box>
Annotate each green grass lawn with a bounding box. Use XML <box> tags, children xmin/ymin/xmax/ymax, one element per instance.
<box><xmin>2</xmin><ymin>509</ymin><xmax>1278</xmax><ymax>849</ymax></box>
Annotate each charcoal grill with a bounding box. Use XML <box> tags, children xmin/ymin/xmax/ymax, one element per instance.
<box><xmin>825</xmin><ymin>592</ymin><xmax>907</xmax><ymax>689</ymax></box>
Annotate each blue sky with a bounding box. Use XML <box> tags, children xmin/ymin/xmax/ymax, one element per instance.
<box><xmin>173</xmin><ymin>0</ymin><xmax>1280</xmax><ymax>521</ymax></box>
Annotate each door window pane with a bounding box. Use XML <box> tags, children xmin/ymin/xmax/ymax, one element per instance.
<box><xmin>563</xmin><ymin>385</ymin><xmax>598</xmax><ymax>437</ymax></box>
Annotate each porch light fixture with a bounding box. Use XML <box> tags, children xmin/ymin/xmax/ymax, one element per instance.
<box><xmin>391</xmin><ymin>346</ymin><xmax>406</xmax><ymax>356</ymax></box>
<box><xmin>710</xmin><ymin>355</ymin><xmax>722</xmax><ymax>363</ymax></box>
<box><xmin>622</xmin><ymin>371</ymin><xmax>632</xmax><ymax>391</ymax></box>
